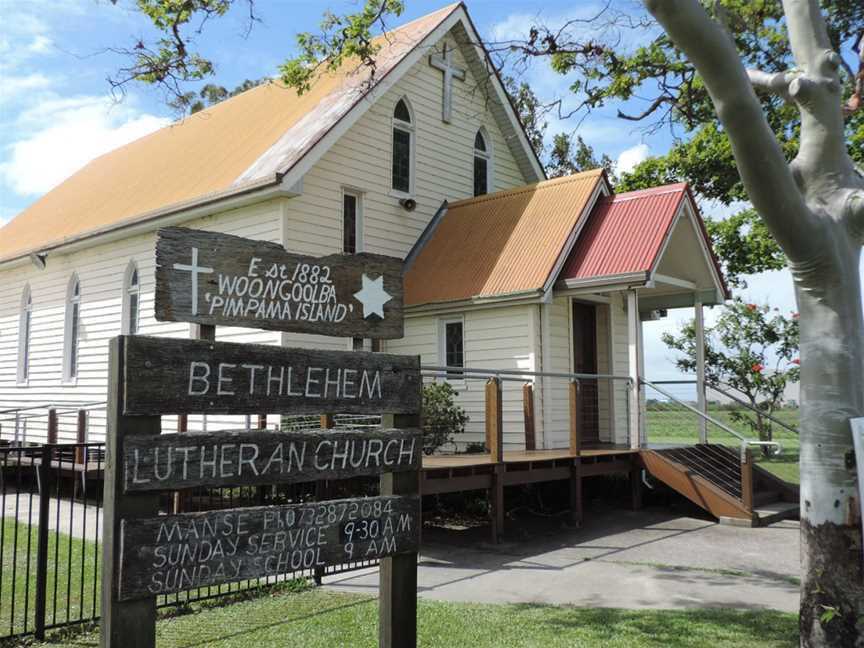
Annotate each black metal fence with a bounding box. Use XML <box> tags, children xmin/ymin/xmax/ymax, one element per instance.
<box><xmin>0</xmin><ymin>439</ymin><xmax>382</xmax><ymax>641</ymax></box>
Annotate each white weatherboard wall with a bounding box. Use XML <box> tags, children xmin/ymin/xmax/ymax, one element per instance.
<box><xmin>608</xmin><ymin>292</ymin><xmax>631</xmax><ymax>444</ymax></box>
<box><xmin>392</xmin><ymin>304</ymin><xmax>536</xmax><ymax>449</ymax></box>
<box><xmin>0</xmin><ymin>199</ymin><xmax>285</xmax><ymax>443</ymax></box>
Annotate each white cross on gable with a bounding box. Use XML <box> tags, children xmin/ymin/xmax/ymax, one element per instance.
<box><xmin>429</xmin><ymin>42</ymin><xmax>466</xmax><ymax>124</ymax></box>
<box><xmin>173</xmin><ymin>247</ymin><xmax>213</xmax><ymax>315</ymax></box>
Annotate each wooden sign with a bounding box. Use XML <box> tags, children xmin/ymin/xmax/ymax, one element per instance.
<box><xmin>123</xmin><ymin>428</ymin><xmax>421</xmax><ymax>492</ymax></box>
<box><xmin>155</xmin><ymin>227</ymin><xmax>404</xmax><ymax>338</ymax></box>
<box><xmin>122</xmin><ymin>335</ymin><xmax>421</xmax><ymax>416</ymax></box>
<box><xmin>118</xmin><ymin>495</ymin><xmax>420</xmax><ymax>601</ymax></box>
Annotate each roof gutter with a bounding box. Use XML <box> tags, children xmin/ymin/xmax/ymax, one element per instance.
<box><xmin>0</xmin><ymin>174</ymin><xmax>301</xmax><ymax>269</ymax></box>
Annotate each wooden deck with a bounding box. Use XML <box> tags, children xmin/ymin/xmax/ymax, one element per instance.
<box><xmin>421</xmin><ymin>445</ymin><xmax>641</xmax><ymax>542</ymax></box>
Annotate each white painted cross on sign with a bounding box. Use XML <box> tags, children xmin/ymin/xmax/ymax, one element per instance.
<box><xmin>172</xmin><ymin>247</ymin><xmax>213</xmax><ymax>315</ymax></box>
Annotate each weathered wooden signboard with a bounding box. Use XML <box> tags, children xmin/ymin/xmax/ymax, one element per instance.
<box><xmin>122</xmin><ymin>335</ymin><xmax>421</xmax><ymax>416</ymax></box>
<box><xmin>155</xmin><ymin>227</ymin><xmax>404</xmax><ymax>338</ymax></box>
<box><xmin>103</xmin><ymin>228</ymin><xmax>419</xmax><ymax>648</ymax></box>
<box><xmin>118</xmin><ymin>495</ymin><xmax>419</xmax><ymax>600</ymax></box>
<box><xmin>122</xmin><ymin>428</ymin><xmax>421</xmax><ymax>491</ymax></box>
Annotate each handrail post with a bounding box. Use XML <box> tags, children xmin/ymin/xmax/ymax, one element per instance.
<box><xmin>522</xmin><ymin>382</ymin><xmax>536</xmax><ymax>451</ymax></box>
<box><xmin>485</xmin><ymin>378</ymin><xmax>504</xmax><ymax>542</ymax></box>
<box><xmin>568</xmin><ymin>381</ymin><xmax>583</xmax><ymax>526</ymax></box>
<box><xmin>75</xmin><ymin>409</ymin><xmax>87</xmax><ymax>465</ymax></box>
<box><xmin>569</xmin><ymin>381</ymin><xmax>581</xmax><ymax>456</ymax></box>
<box><xmin>741</xmin><ymin>445</ymin><xmax>754</xmax><ymax>512</ymax></box>
<box><xmin>47</xmin><ymin>408</ymin><xmax>58</xmax><ymax>445</ymax></box>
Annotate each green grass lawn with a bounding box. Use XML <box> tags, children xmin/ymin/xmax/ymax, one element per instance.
<box><xmin>28</xmin><ymin>587</ymin><xmax>799</xmax><ymax>648</ymax></box>
<box><xmin>645</xmin><ymin>407</ymin><xmax>801</xmax><ymax>484</ymax></box>
<box><xmin>0</xmin><ymin>518</ymin><xmax>100</xmax><ymax>638</ymax></box>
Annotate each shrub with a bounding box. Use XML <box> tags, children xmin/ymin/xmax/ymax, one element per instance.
<box><xmin>422</xmin><ymin>382</ymin><xmax>469</xmax><ymax>454</ymax></box>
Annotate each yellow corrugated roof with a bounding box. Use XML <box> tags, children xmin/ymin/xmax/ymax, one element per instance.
<box><xmin>405</xmin><ymin>169</ymin><xmax>605</xmax><ymax>306</ymax></box>
<box><xmin>0</xmin><ymin>4</ymin><xmax>460</xmax><ymax>263</ymax></box>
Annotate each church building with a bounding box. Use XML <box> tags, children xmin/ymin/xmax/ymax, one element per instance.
<box><xmin>0</xmin><ymin>3</ymin><xmax>728</xmax><ymax>450</ymax></box>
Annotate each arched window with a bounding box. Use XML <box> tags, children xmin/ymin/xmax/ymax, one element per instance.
<box><xmin>123</xmin><ymin>262</ymin><xmax>140</xmax><ymax>334</ymax></box>
<box><xmin>64</xmin><ymin>275</ymin><xmax>81</xmax><ymax>380</ymax></box>
<box><xmin>17</xmin><ymin>285</ymin><xmax>32</xmax><ymax>383</ymax></box>
<box><xmin>391</xmin><ymin>98</ymin><xmax>414</xmax><ymax>195</ymax></box>
<box><xmin>473</xmin><ymin>128</ymin><xmax>492</xmax><ymax>196</ymax></box>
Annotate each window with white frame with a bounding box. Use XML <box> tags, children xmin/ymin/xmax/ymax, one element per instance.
<box><xmin>64</xmin><ymin>275</ymin><xmax>81</xmax><ymax>380</ymax></box>
<box><xmin>439</xmin><ymin>316</ymin><xmax>465</xmax><ymax>377</ymax></box>
<box><xmin>391</xmin><ymin>98</ymin><xmax>414</xmax><ymax>195</ymax></box>
<box><xmin>473</xmin><ymin>128</ymin><xmax>492</xmax><ymax>196</ymax></box>
<box><xmin>123</xmin><ymin>262</ymin><xmax>140</xmax><ymax>335</ymax></box>
<box><xmin>17</xmin><ymin>285</ymin><xmax>32</xmax><ymax>383</ymax></box>
<box><xmin>342</xmin><ymin>190</ymin><xmax>362</xmax><ymax>254</ymax></box>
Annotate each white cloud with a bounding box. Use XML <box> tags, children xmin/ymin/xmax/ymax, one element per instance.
<box><xmin>0</xmin><ymin>73</ymin><xmax>53</xmax><ymax>107</ymax></box>
<box><xmin>0</xmin><ymin>96</ymin><xmax>169</xmax><ymax>196</ymax></box>
<box><xmin>616</xmin><ymin>143</ymin><xmax>651</xmax><ymax>174</ymax></box>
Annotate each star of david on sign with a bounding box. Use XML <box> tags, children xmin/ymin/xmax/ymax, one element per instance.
<box><xmin>353</xmin><ymin>274</ymin><xmax>392</xmax><ymax>319</ymax></box>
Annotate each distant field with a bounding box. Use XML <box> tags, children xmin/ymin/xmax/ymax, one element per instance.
<box><xmin>645</xmin><ymin>406</ymin><xmax>800</xmax><ymax>484</ymax></box>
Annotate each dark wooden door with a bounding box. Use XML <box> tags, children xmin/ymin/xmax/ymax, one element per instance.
<box><xmin>572</xmin><ymin>302</ymin><xmax>600</xmax><ymax>444</ymax></box>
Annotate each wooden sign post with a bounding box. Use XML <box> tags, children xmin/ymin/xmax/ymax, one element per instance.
<box><xmin>102</xmin><ymin>228</ymin><xmax>420</xmax><ymax>648</ymax></box>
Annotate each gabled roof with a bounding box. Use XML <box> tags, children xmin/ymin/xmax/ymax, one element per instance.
<box><xmin>0</xmin><ymin>2</ymin><xmax>543</xmax><ymax>264</ymax></box>
<box><xmin>561</xmin><ymin>183</ymin><xmax>687</xmax><ymax>280</ymax></box>
<box><xmin>404</xmin><ymin>169</ymin><xmax>607</xmax><ymax>306</ymax></box>
<box><xmin>559</xmin><ymin>183</ymin><xmax>729</xmax><ymax>298</ymax></box>
<box><xmin>406</xmin><ymin>179</ymin><xmax>729</xmax><ymax>308</ymax></box>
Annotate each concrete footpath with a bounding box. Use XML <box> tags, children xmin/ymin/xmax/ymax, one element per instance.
<box><xmin>326</xmin><ymin>507</ymin><xmax>800</xmax><ymax>612</ymax></box>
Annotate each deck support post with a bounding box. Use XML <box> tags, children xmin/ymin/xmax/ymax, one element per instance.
<box><xmin>47</xmin><ymin>408</ymin><xmax>57</xmax><ymax>445</ymax></box>
<box><xmin>75</xmin><ymin>410</ymin><xmax>87</xmax><ymax>465</ymax></box>
<box><xmin>568</xmin><ymin>381</ymin><xmax>583</xmax><ymax>526</ymax></box>
<box><xmin>626</xmin><ymin>290</ymin><xmax>642</xmax><ymax>449</ymax></box>
<box><xmin>695</xmin><ymin>300</ymin><xmax>708</xmax><ymax>443</ymax></box>
<box><xmin>486</xmin><ymin>378</ymin><xmax>505</xmax><ymax>542</ymax></box>
<box><xmin>379</xmin><ymin>412</ymin><xmax>420</xmax><ymax>648</ymax></box>
<box><xmin>523</xmin><ymin>383</ymin><xmax>536</xmax><ymax>451</ymax></box>
<box><xmin>630</xmin><ymin>464</ymin><xmax>643</xmax><ymax>510</ymax></box>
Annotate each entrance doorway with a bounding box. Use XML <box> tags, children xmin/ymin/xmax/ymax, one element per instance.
<box><xmin>572</xmin><ymin>301</ymin><xmax>600</xmax><ymax>444</ymax></box>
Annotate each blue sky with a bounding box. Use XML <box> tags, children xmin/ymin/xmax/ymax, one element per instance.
<box><xmin>1</xmin><ymin>0</ymin><xmax>861</xmax><ymax>395</ymax></box>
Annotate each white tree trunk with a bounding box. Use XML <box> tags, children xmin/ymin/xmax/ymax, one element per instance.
<box><xmin>643</xmin><ymin>1</ymin><xmax>864</xmax><ymax>645</ymax></box>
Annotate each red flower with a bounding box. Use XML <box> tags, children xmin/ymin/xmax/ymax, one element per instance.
<box><xmin>746</xmin><ymin>303</ymin><xmax>757</xmax><ymax>311</ymax></box>
<box><xmin>791</xmin><ymin>312</ymin><xmax>799</xmax><ymax>319</ymax></box>
<box><xmin>791</xmin><ymin>358</ymin><xmax>800</xmax><ymax>365</ymax></box>
<box><xmin>751</xmin><ymin>363</ymin><xmax>764</xmax><ymax>373</ymax></box>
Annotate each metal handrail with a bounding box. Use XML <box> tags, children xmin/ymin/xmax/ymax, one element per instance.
<box><xmin>0</xmin><ymin>401</ymin><xmax>106</xmax><ymax>416</ymax></box>
<box><xmin>641</xmin><ymin>378</ymin><xmax>782</xmax><ymax>457</ymax></box>
<box><xmin>647</xmin><ymin>378</ymin><xmax>799</xmax><ymax>436</ymax></box>
<box><xmin>422</xmin><ymin>365</ymin><xmax>632</xmax><ymax>383</ymax></box>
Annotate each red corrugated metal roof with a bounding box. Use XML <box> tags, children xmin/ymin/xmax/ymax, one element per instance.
<box><xmin>560</xmin><ymin>183</ymin><xmax>687</xmax><ymax>281</ymax></box>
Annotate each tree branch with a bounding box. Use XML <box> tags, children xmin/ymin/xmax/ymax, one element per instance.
<box><xmin>746</xmin><ymin>68</ymin><xmax>795</xmax><ymax>102</ymax></box>
<box><xmin>643</xmin><ymin>0</ymin><xmax>819</xmax><ymax>263</ymax></box>
<box><xmin>781</xmin><ymin>0</ymin><xmax>849</xmax><ymax>178</ymax></box>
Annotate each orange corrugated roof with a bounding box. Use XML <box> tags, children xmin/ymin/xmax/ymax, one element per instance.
<box><xmin>0</xmin><ymin>4</ymin><xmax>460</xmax><ymax>263</ymax></box>
<box><xmin>404</xmin><ymin>169</ymin><xmax>605</xmax><ymax>306</ymax></box>
<box><xmin>561</xmin><ymin>184</ymin><xmax>687</xmax><ymax>280</ymax></box>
